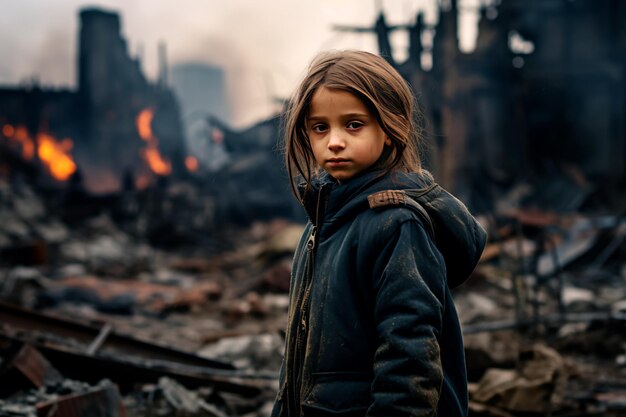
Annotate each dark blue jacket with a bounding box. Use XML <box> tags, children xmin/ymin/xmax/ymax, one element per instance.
<box><xmin>272</xmin><ymin>170</ymin><xmax>487</xmax><ymax>417</ymax></box>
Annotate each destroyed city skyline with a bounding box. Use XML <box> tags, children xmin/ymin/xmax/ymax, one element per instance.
<box><xmin>1</xmin><ymin>0</ymin><xmax>481</xmax><ymax>128</ymax></box>
<box><xmin>2</xmin><ymin>0</ymin><xmax>624</xmax><ymax>203</ymax></box>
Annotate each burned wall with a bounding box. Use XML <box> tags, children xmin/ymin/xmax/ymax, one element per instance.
<box><xmin>0</xmin><ymin>87</ymin><xmax>82</xmax><ymax>183</ymax></box>
<box><xmin>0</xmin><ymin>88</ymin><xmax>79</xmax><ymax>138</ymax></box>
<box><xmin>381</xmin><ymin>0</ymin><xmax>626</xmax><ymax>210</ymax></box>
<box><xmin>77</xmin><ymin>8</ymin><xmax>186</xmax><ymax>193</ymax></box>
<box><xmin>454</xmin><ymin>0</ymin><xmax>625</xmax><ymax>192</ymax></box>
<box><xmin>501</xmin><ymin>0</ymin><xmax>626</xmax><ymax>182</ymax></box>
<box><xmin>0</xmin><ymin>7</ymin><xmax>187</xmax><ymax>194</ymax></box>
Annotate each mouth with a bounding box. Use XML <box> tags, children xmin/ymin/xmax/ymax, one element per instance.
<box><xmin>326</xmin><ymin>158</ymin><xmax>350</xmax><ymax>166</ymax></box>
<box><xmin>326</xmin><ymin>158</ymin><xmax>350</xmax><ymax>168</ymax></box>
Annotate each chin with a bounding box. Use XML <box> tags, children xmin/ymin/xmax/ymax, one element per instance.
<box><xmin>330</xmin><ymin>172</ymin><xmax>354</xmax><ymax>182</ymax></box>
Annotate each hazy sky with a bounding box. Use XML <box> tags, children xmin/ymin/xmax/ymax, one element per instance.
<box><xmin>0</xmin><ymin>0</ymin><xmax>481</xmax><ymax>127</ymax></box>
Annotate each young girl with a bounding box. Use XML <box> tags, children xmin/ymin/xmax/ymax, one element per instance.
<box><xmin>273</xmin><ymin>50</ymin><xmax>486</xmax><ymax>417</ymax></box>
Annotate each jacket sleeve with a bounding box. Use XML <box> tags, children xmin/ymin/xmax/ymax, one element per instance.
<box><xmin>366</xmin><ymin>217</ymin><xmax>446</xmax><ymax>417</ymax></box>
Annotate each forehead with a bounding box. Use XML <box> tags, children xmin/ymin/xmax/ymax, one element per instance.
<box><xmin>308</xmin><ymin>87</ymin><xmax>371</xmax><ymax>117</ymax></box>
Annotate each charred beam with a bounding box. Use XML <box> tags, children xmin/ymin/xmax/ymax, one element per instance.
<box><xmin>0</xmin><ymin>301</ymin><xmax>233</xmax><ymax>371</ymax></box>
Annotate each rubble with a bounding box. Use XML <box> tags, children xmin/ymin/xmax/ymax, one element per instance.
<box><xmin>0</xmin><ymin>182</ymin><xmax>292</xmax><ymax>415</ymax></box>
<box><xmin>0</xmin><ymin>379</ymin><xmax>126</xmax><ymax>417</ymax></box>
<box><xmin>198</xmin><ymin>334</ymin><xmax>283</xmax><ymax>372</ymax></box>
<box><xmin>0</xmin><ymin>170</ymin><xmax>625</xmax><ymax>416</ymax></box>
<box><xmin>0</xmin><ymin>163</ymin><xmax>625</xmax><ymax>417</ymax></box>
<box><xmin>470</xmin><ymin>344</ymin><xmax>566</xmax><ymax>414</ymax></box>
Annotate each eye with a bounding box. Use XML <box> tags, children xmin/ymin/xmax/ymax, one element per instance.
<box><xmin>346</xmin><ymin>120</ymin><xmax>364</xmax><ymax>129</ymax></box>
<box><xmin>311</xmin><ymin>124</ymin><xmax>328</xmax><ymax>133</ymax></box>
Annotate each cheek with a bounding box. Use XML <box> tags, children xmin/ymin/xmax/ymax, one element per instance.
<box><xmin>372</xmin><ymin>140</ymin><xmax>387</xmax><ymax>157</ymax></box>
<box><xmin>355</xmin><ymin>142</ymin><xmax>384</xmax><ymax>163</ymax></box>
<box><xmin>310</xmin><ymin>141</ymin><xmax>325</xmax><ymax>163</ymax></box>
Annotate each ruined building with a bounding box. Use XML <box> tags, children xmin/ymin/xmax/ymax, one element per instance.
<box><xmin>0</xmin><ymin>8</ymin><xmax>186</xmax><ymax>193</ymax></box>
<box><xmin>2</xmin><ymin>1</ymin><xmax>624</xmax><ymax>215</ymax></box>
<box><xmin>352</xmin><ymin>0</ymin><xmax>626</xmax><ymax>211</ymax></box>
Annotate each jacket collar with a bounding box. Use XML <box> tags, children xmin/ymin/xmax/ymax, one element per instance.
<box><xmin>297</xmin><ymin>172</ymin><xmax>335</xmax><ymax>226</ymax></box>
<box><xmin>297</xmin><ymin>169</ymin><xmax>487</xmax><ymax>289</ymax></box>
<box><xmin>299</xmin><ymin>169</ymin><xmax>419</xmax><ymax>229</ymax></box>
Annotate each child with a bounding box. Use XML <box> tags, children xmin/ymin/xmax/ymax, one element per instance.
<box><xmin>272</xmin><ymin>50</ymin><xmax>486</xmax><ymax>417</ymax></box>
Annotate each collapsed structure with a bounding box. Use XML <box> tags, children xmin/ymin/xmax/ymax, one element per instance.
<box><xmin>340</xmin><ymin>0</ymin><xmax>626</xmax><ymax>210</ymax></box>
<box><xmin>1</xmin><ymin>1</ymin><xmax>625</xmax><ymax>216</ymax></box>
<box><xmin>0</xmin><ymin>8</ymin><xmax>186</xmax><ymax>193</ymax></box>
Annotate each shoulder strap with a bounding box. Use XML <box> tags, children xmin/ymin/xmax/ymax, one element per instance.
<box><xmin>367</xmin><ymin>190</ymin><xmax>436</xmax><ymax>242</ymax></box>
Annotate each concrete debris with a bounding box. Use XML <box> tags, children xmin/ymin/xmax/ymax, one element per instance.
<box><xmin>470</xmin><ymin>344</ymin><xmax>566</xmax><ymax>413</ymax></box>
<box><xmin>0</xmin><ymin>379</ymin><xmax>125</xmax><ymax>417</ymax></box>
<box><xmin>562</xmin><ymin>286</ymin><xmax>595</xmax><ymax>308</ymax></box>
<box><xmin>0</xmin><ymin>191</ymin><xmax>623</xmax><ymax>416</ymax></box>
<box><xmin>198</xmin><ymin>333</ymin><xmax>284</xmax><ymax>372</ymax></box>
<box><xmin>35</xmin><ymin>380</ymin><xmax>128</xmax><ymax>417</ymax></box>
<box><xmin>136</xmin><ymin>377</ymin><xmax>228</xmax><ymax>417</ymax></box>
<box><xmin>0</xmin><ymin>149</ymin><xmax>625</xmax><ymax>417</ymax></box>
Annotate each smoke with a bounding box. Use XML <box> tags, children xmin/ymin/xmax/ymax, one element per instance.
<box><xmin>165</xmin><ymin>3</ymin><xmax>326</xmax><ymax>127</ymax></box>
<box><xmin>170</xmin><ymin>33</ymin><xmax>264</xmax><ymax>128</ymax></box>
<box><xmin>29</xmin><ymin>28</ymin><xmax>74</xmax><ymax>88</ymax></box>
<box><xmin>0</xmin><ymin>66</ymin><xmax>12</xmax><ymax>86</ymax></box>
<box><xmin>0</xmin><ymin>0</ymin><xmax>443</xmax><ymax>126</ymax></box>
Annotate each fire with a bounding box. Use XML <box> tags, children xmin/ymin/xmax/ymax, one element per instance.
<box><xmin>136</xmin><ymin>109</ymin><xmax>154</xmax><ymax>140</ymax></box>
<box><xmin>2</xmin><ymin>123</ymin><xmax>76</xmax><ymax>181</ymax></box>
<box><xmin>37</xmin><ymin>133</ymin><xmax>76</xmax><ymax>181</ymax></box>
<box><xmin>3</xmin><ymin>124</ymin><xmax>35</xmax><ymax>159</ymax></box>
<box><xmin>185</xmin><ymin>156</ymin><xmax>199</xmax><ymax>172</ymax></box>
<box><xmin>141</xmin><ymin>146</ymin><xmax>171</xmax><ymax>176</ymax></box>
<box><xmin>135</xmin><ymin>108</ymin><xmax>172</xmax><ymax>176</ymax></box>
<box><xmin>2</xmin><ymin>124</ymin><xmax>15</xmax><ymax>137</ymax></box>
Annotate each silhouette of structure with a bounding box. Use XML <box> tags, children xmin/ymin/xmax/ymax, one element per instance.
<box><xmin>339</xmin><ymin>0</ymin><xmax>626</xmax><ymax>210</ymax></box>
<box><xmin>0</xmin><ymin>7</ymin><xmax>186</xmax><ymax>193</ymax></box>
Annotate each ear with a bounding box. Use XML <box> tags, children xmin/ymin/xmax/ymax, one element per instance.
<box><xmin>384</xmin><ymin>136</ymin><xmax>392</xmax><ymax>146</ymax></box>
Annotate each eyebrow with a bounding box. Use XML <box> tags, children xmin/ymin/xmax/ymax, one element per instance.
<box><xmin>307</xmin><ymin>112</ymin><xmax>370</xmax><ymax>122</ymax></box>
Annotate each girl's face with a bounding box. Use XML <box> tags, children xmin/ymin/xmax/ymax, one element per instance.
<box><xmin>306</xmin><ymin>87</ymin><xmax>390</xmax><ymax>182</ymax></box>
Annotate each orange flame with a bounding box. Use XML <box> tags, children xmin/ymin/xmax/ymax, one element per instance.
<box><xmin>2</xmin><ymin>124</ymin><xmax>15</xmax><ymax>137</ymax></box>
<box><xmin>3</xmin><ymin>124</ymin><xmax>35</xmax><ymax>159</ymax></box>
<box><xmin>38</xmin><ymin>133</ymin><xmax>76</xmax><ymax>181</ymax></box>
<box><xmin>135</xmin><ymin>108</ymin><xmax>172</xmax><ymax>176</ymax></box>
<box><xmin>185</xmin><ymin>156</ymin><xmax>199</xmax><ymax>172</ymax></box>
<box><xmin>136</xmin><ymin>109</ymin><xmax>154</xmax><ymax>140</ymax></box>
<box><xmin>2</xmin><ymin>123</ymin><xmax>76</xmax><ymax>181</ymax></box>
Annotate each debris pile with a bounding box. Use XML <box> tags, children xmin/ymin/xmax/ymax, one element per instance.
<box><xmin>459</xmin><ymin>201</ymin><xmax>626</xmax><ymax>416</ymax></box>
<box><xmin>0</xmin><ymin>173</ymin><xmax>625</xmax><ymax>416</ymax></box>
<box><xmin>0</xmin><ymin>177</ymin><xmax>298</xmax><ymax>416</ymax></box>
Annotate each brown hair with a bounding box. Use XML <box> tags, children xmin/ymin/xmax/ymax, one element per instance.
<box><xmin>283</xmin><ymin>50</ymin><xmax>423</xmax><ymax>198</ymax></box>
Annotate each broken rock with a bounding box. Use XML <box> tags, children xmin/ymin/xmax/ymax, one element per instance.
<box><xmin>471</xmin><ymin>344</ymin><xmax>566</xmax><ymax>413</ymax></box>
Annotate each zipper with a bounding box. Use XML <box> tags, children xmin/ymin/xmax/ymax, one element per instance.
<box><xmin>287</xmin><ymin>184</ymin><xmax>326</xmax><ymax>416</ymax></box>
<box><xmin>299</xmin><ymin>227</ymin><xmax>316</xmax><ymax>335</ymax></box>
<box><xmin>286</xmin><ymin>224</ymin><xmax>316</xmax><ymax>417</ymax></box>
<box><xmin>299</xmin><ymin>186</ymin><xmax>325</xmax><ymax>334</ymax></box>
<box><xmin>286</xmin><ymin>235</ymin><xmax>307</xmax><ymax>417</ymax></box>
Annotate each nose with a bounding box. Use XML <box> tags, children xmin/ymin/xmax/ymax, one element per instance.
<box><xmin>327</xmin><ymin>130</ymin><xmax>345</xmax><ymax>152</ymax></box>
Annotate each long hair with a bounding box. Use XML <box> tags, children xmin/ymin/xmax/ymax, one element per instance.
<box><xmin>283</xmin><ymin>50</ymin><xmax>423</xmax><ymax>199</ymax></box>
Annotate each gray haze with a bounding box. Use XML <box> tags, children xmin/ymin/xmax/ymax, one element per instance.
<box><xmin>1</xmin><ymin>0</ymin><xmax>480</xmax><ymax>127</ymax></box>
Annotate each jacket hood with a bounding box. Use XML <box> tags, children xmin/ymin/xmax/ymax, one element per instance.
<box><xmin>300</xmin><ymin>170</ymin><xmax>487</xmax><ymax>288</ymax></box>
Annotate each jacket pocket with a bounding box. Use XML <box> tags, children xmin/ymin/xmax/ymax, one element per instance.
<box><xmin>302</xmin><ymin>371</ymin><xmax>372</xmax><ymax>416</ymax></box>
